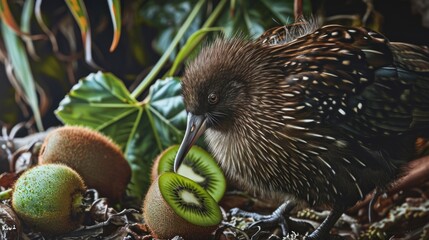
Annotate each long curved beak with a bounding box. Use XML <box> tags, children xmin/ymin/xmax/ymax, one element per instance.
<box><xmin>174</xmin><ymin>113</ymin><xmax>207</xmax><ymax>172</ymax></box>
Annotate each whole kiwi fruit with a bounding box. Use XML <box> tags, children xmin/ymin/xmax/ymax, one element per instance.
<box><xmin>39</xmin><ymin>126</ymin><xmax>131</xmax><ymax>202</ymax></box>
<box><xmin>12</xmin><ymin>164</ymin><xmax>86</xmax><ymax>235</ymax></box>
<box><xmin>143</xmin><ymin>172</ymin><xmax>222</xmax><ymax>240</ymax></box>
<box><xmin>151</xmin><ymin>145</ymin><xmax>226</xmax><ymax>202</ymax></box>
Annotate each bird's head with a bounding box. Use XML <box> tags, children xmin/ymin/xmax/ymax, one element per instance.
<box><xmin>173</xmin><ymin>37</ymin><xmax>281</xmax><ymax>172</ymax></box>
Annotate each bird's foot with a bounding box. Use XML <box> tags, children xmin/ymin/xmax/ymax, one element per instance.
<box><xmin>303</xmin><ymin>207</ymin><xmax>346</xmax><ymax>240</ymax></box>
<box><xmin>229</xmin><ymin>201</ymin><xmax>313</xmax><ymax>237</ymax></box>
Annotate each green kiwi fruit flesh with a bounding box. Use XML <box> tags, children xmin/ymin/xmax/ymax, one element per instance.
<box><xmin>12</xmin><ymin>164</ymin><xmax>86</xmax><ymax>235</ymax></box>
<box><xmin>143</xmin><ymin>172</ymin><xmax>222</xmax><ymax>240</ymax></box>
<box><xmin>151</xmin><ymin>145</ymin><xmax>226</xmax><ymax>202</ymax></box>
<box><xmin>39</xmin><ymin>126</ymin><xmax>131</xmax><ymax>202</ymax></box>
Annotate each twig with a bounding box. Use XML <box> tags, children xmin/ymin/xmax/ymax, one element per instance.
<box><xmin>294</xmin><ymin>0</ymin><xmax>303</xmax><ymax>22</ymax></box>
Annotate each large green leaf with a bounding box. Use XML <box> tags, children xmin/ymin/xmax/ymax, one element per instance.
<box><xmin>56</xmin><ymin>72</ymin><xmax>140</xmax><ymax>148</ymax></box>
<box><xmin>1</xmin><ymin>21</ymin><xmax>44</xmax><ymax>131</ymax></box>
<box><xmin>147</xmin><ymin>77</ymin><xmax>186</xmax><ymax>145</ymax></box>
<box><xmin>125</xmin><ymin>79</ymin><xmax>186</xmax><ymax>199</ymax></box>
<box><xmin>56</xmin><ymin>72</ymin><xmax>186</xmax><ymax>199</ymax></box>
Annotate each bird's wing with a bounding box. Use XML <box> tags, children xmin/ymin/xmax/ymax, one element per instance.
<box><xmin>270</xmin><ymin>25</ymin><xmax>429</xmax><ymax>139</ymax></box>
<box><xmin>388</xmin><ymin>43</ymin><xmax>429</xmax><ymax>131</ymax></box>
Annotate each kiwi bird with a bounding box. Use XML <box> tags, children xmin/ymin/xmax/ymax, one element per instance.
<box><xmin>174</xmin><ymin>20</ymin><xmax>429</xmax><ymax>239</ymax></box>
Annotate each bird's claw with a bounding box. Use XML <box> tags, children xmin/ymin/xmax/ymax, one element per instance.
<box><xmin>248</xmin><ymin>216</ymin><xmax>289</xmax><ymax>236</ymax></box>
<box><xmin>229</xmin><ymin>201</ymin><xmax>312</xmax><ymax>237</ymax></box>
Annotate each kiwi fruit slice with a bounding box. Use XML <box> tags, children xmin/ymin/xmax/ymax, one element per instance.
<box><xmin>12</xmin><ymin>164</ymin><xmax>86</xmax><ymax>235</ymax></box>
<box><xmin>143</xmin><ymin>172</ymin><xmax>222</xmax><ymax>240</ymax></box>
<box><xmin>151</xmin><ymin>145</ymin><xmax>226</xmax><ymax>202</ymax></box>
<box><xmin>39</xmin><ymin>126</ymin><xmax>131</xmax><ymax>202</ymax></box>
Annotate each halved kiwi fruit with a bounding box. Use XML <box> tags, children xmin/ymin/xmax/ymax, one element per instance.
<box><xmin>12</xmin><ymin>164</ymin><xmax>86</xmax><ymax>235</ymax></box>
<box><xmin>143</xmin><ymin>172</ymin><xmax>222</xmax><ymax>240</ymax></box>
<box><xmin>151</xmin><ymin>145</ymin><xmax>226</xmax><ymax>202</ymax></box>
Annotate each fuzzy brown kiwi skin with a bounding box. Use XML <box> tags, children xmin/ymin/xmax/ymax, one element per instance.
<box><xmin>39</xmin><ymin>126</ymin><xmax>131</xmax><ymax>202</ymax></box>
<box><xmin>150</xmin><ymin>145</ymin><xmax>174</xmax><ymax>182</ymax></box>
<box><xmin>143</xmin><ymin>176</ymin><xmax>217</xmax><ymax>240</ymax></box>
<box><xmin>150</xmin><ymin>151</ymin><xmax>160</xmax><ymax>183</ymax></box>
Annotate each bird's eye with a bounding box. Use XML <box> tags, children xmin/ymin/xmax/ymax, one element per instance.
<box><xmin>208</xmin><ymin>93</ymin><xmax>219</xmax><ymax>105</ymax></box>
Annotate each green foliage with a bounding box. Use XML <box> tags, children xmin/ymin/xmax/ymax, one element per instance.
<box><xmin>140</xmin><ymin>0</ymin><xmax>203</xmax><ymax>61</ymax></box>
<box><xmin>218</xmin><ymin>0</ymin><xmax>311</xmax><ymax>38</ymax></box>
<box><xmin>167</xmin><ymin>27</ymin><xmax>223</xmax><ymax>77</ymax></box>
<box><xmin>0</xmin><ymin>84</ymin><xmax>19</xmax><ymax>124</ymax></box>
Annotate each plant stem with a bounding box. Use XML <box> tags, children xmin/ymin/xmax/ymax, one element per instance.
<box><xmin>131</xmin><ymin>0</ymin><xmax>206</xmax><ymax>99</ymax></box>
<box><xmin>202</xmin><ymin>0</ymin><xmax>227</xmax><ymax>28</ymax></box>
<box><xmin>294</xmin><ymin>0</ymin><xmax>303</xmax><ymax>21</ymax></box>
<box><xmin>165</xmin><ymin>0</ymin><xmax>227</xmax><ymax>77</ymax></box>
<box><xmin>0</xmin><ymin>189</ymin><xmax>13</xmax><ymax>200</ymax></box>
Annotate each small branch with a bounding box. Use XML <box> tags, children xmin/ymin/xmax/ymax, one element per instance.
<box><xmin>348</xmin><ymin>155</ymin><xmax>429</xmax><ymax>213</ymax></box>
<box><xmin>0</xmin><ymin>188</ymin><xmax>13</xmax><ymax>200</ymax></box>
<box><xmin>294</xmin><ymin>0</ymin><xmax>303</xmax><ymax>21</ymax></box>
